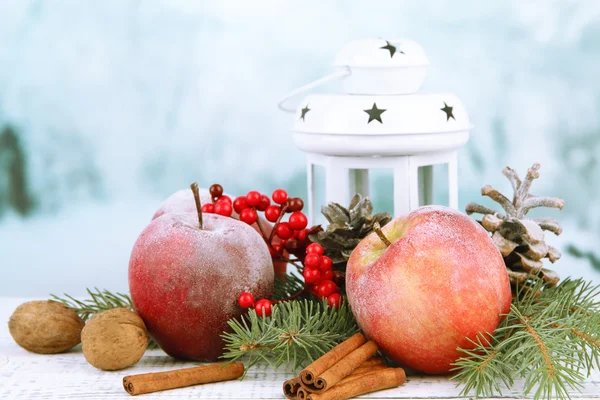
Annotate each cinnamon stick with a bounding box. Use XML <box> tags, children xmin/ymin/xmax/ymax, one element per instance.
<box><xmin>297</xmin><ymin>386</ymin><xmax>309</xmax><ymax>400</ymax></box>
<box><xmin>288</xmin><ymin>357</ymin><xmax>385</xmax><ymax>399</ymax></box>
<box><xmin>122</xmin><ymin>362</ymin><xmax>244</xmax><ymax>396</ymax></box>
<box><xmin>348</xmin><ymin>357</ymin><xmax>385</xmax><ymax>375</ymax></box>
<box><xmin>300</xmin><ymin>333</ymin><xmax>366</xmax><ymax>385</ymax></box>
<box><xmin>344</xmin><ymin>363</ymin><xmax>387</xmax><ymax>379</ymax></box>
<box><xmin>353</xmin><ymin>356</ymin><xmax>385</xmax><ymax>369</ymax></box>
<box><xmin>306</xmin><ymin>368</ymin><xmax>406</xmax><ymax>400</ymax></box>
<box><xmin>283</xmin><ymin>376</ymin><xmax>302</xmax><ymax>399</ymax></box>
<box><xmin>308</xmin><ymin>340</ymin><xmax>378</xmax><ymax>392</ymax></box>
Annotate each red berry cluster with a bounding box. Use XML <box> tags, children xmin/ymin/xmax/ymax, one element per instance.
<box><xmin>200</xmin><ymin>184</ymin><xmax>234</xmax><ymax>217</ymax></box>
<box><xmin>203</xmin><ymin>185</ymin><xmax>310</xmax><ymax>260</ymax></box>
<box><xmin>237</xmin><ymin>243</ymin><xmax>342</xmax><ymax>316</ymax></box>
<box><xmin>239</xmin><ymin>189</ymin><xmax>308</xmax><ymax>242</ymax></box>
<box><xmin>303</xmin><ymin>243</ymin><xmax>342</xmax><ymax>308</ymax></box>
<box><xmin>237</xmin><ymin>292</ymin><xmax>272</xmax><ymax>317</ymax></box>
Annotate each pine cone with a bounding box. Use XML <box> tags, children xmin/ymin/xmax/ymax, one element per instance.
<box><xmin>309</xmin><ymin>194</ymin><xmax>392</xmax><ymax>265</ymax></box>
<box><xmin>466</xmin><ymin>163</ymin><xmax>565</xmax><ymax>289</ymax></box>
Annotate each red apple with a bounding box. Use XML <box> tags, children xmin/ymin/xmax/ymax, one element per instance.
<box><xmin>129</xmin><ymin>211</ymin><xmax>274</xmax><ymax>361</ymax></box>
<box><xmin>346</xmin><ymin>205</ymin><xmax>511</xmax><ymax>374</ymax></box>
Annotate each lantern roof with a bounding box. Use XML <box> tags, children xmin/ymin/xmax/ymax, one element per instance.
<box><xmin>281</xmin><ymin>38</ymin><xmax>472</xmax><ymax>157</ymax></box>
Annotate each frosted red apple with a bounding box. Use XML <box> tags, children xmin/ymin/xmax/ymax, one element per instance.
<box><xmin>129</xmin><ymin>212</ymin><xmax>273</xmax><ymax>361</ymax></box>
<box><xmin>346</xmin><ymin>206</ymin><xmax>511</xmax><ymax>374</ymax></box>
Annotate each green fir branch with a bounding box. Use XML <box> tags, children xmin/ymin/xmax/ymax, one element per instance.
<box><xmin>507</xmin><ymin>305</ymin><xmax>584</xmax><ymax>399</ymax></box>
<box><xmin>221</xmin><ymin>298</ymin><xmax>359</xmax><ymax>375</ymax></box>
<box><xmin>452</xmin><ymin>278</ymin><xmax>600</xmax><ymax>400</ymax></box>
<box><xmin>451</xmin><ymin>334</ymin><xmax>514</xmax><ymax>397</ymax></box>
<box><xmin>50</xmin><ymin>287</ymin><xmax>134</xmax><ymax>321</ymax></box>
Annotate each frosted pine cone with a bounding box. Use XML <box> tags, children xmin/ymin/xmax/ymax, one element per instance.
<box><xmin>466</xmin><ymin>163</ymin><xmax>565</xmax><ymax>289</ymax></box>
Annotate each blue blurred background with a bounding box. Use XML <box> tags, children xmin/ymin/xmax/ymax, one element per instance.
<box><xmin>1</xmin><ymin>0</ymin><xmax>599</xmax><ymax>296</ymax></box>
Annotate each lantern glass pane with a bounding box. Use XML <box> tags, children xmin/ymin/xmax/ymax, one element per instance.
<box><xmin>432</xmin><ymin>164</ymin><xmax>450</xmax><ymax>207</ymax></box>
<box><xmin>369</xmin><ymin>169</ymin><xmax>394</xmax><ymax>214</ymax></box>
<box><xmin>312</xmin><ymin>164</ymin><xmax>327</xmax><ymax>225</ymax></box>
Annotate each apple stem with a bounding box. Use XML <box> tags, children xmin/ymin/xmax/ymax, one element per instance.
<box><xmin>373</xmin><ymin>222</ymin><xmax>391</xmax><ymax>247</ymax></box>
<box><xmin>190</xmin><ymin>182</ymin><xmax>203</xmax><ymax>230</ymax></box>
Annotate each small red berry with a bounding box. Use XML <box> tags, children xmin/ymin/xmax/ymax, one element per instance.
<box><xmin>275</xmin><ymin>222</ymin><xmax>293</xmax><ymax>240</ymax></box>
<box><xmin>265</xmin><ymin>205</ymin><xmax>281</xmax><ymax>222</ymax></box>
<box><xmin>271</xmin><ymin>243</ymin><xmax>283</xmax><ymax>254</ymax></box>
<box><xmin>306</xmin><ymin>243</ymin><xmax>324</xmax><ymax>256</ymax></box>
<box><xmin>272</xmin><ymin>189</ymin><xmax>288</xmax><ymax>205</ymax></box>
<box><xmin>233</xmin><ymin>196</ymin><xmax>249</xmax><ymax>214</ymax></box>
<box><xmin>319</xmin><ymin>256</ymin><xmax>333</xmax><ymax>271</ymax></box>
<box><xmin>316</xmin><ymin>280</ymin><xmax>338</xmax><ymax>298</ymax></box>
<box><xmin>209</xmin><ymin>184</ymin><xmax>223</xmax><ymax>199</ymax></box>
<box><xmin>288</xmin><ymin>197</ymin><xmax>304</xmax><ymax>212</ymax></box>
<box><xmin>310</xmin><ymin>284</ymin><xmax>320</xmax><ymax>296</ymax></box>
<box><xmin>254</xmin><ymin>299</ymin><xmax>273</xmax><ymax>317</ymax></box>
<box><xmin>321</xmin><ymin>269</ymin><xmax>333</xmax><ymax>281</ymax></box>
<box><xmin>240</xmin><ymin>208</ymin><xmax>258</xmax><ymax>225</ymax></box>
<box><xmin>246</xmin><ymin>191</ymin><xmax>262</xmax><ymax>207</ymax></box>
<box><xmin>217</xmin><ymin>195</ymin><xmax>232</xmax><ymax>204</ymax></box>
<box><xmin>237</xmin><ymin>292</ymin><xmax>254</xmax><ymax>308</ymax></box>
<box><xmin>288</xmin><ymin>212</ymin><xmax>308</xmax><ymax>230</ymax></box>
<box><xmin>295</xmin><ymin>228</ymin><xmax>309</xmax><ymax>242</ymax></box>
<box><xmin>304</xmin><ymin>253</ymin><xmax>322</xmax><ymax>269</ymax></box>
<box><xmin>303</xmin><ymin>267</ymin><xmax>321</xmax><ymax>284</ymax></box>
<box><xmin>214</xmin><ymin>201</ymin><xmax>233</xmax><ymax>217</ymax></box>
<box><xmin>328</xmin><ymin>293</ymin><xmax>342</xmax><ymax>308</ymax></box>
<box><xmin>257</xmin><ymin>195</ymin><xmax>270</xmax><ymax>211</ymax></box>
<box><xmin>201</xmin><ymin>203</ymin><xmax>215</xmax><ymax>213</ymax></box>
<box><xmin>332</xmin><ymin>270</ymin><xmax>345</xmax><ymax>286</ymax></box>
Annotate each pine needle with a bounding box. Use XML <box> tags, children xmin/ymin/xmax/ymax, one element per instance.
<box><xmin>50</xmin><ymin>287</ymin><xmax>134</xmax><ymax>321</ymax></box>
<box><xmin>452</xmin><ymin>278</ymin><xmax>600</xmax><ymax>400</ymax></box>
<box><xmin>221</xmin><ymin>298</ymin><xmax>359</xmax><ymax>375</ymax></box>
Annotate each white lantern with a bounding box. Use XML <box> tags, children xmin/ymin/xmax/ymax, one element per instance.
<box><xmin>279</xmin><ymin>39</ymin><xmax>472</xmax><ymax>223</ymax></box>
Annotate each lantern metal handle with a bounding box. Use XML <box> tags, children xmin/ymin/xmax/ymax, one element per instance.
<box><xmin>277</xmin><ymin>67</ymin><xmax>351</xmax><ymax>113</ymax></box>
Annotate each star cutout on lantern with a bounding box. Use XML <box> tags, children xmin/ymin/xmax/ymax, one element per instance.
<box><xmin>380</xmin><ymin>40</ymin><xmax>404</xmax><ymax>58</ymax></box>
<box><xmin>300</xmin><ymin>104</ymin><xmax>311</xmax><ymax>121</ymax></box>
<box><xmin>364</xmin><ymin>103</ymin><xmax>386</xmax><ymax>124</ymax></box>
<box><xmin>440</xmin><ymin>102</ymin><xmax>455</xmax><ymax>121</ymax></box>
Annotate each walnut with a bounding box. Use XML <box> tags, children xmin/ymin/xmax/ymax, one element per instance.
<box><xmin>81</xmin><ymin>308</ymin><xmax>148</xmax><ymax>371</ymax></box>
<box><xmin>8</xmin><ymin>300</ymin><xmax>84</xmax><ymax>354</ymax></box>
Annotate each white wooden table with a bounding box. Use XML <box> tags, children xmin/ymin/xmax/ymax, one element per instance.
<box><xmin>1</xmin><ymin>298</ymin><xmax>599</xmax><ymax>399</ymax></box>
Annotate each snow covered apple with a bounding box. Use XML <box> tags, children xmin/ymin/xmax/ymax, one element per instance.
<box><xmin>346</xmin><ymin>206</ymin><xmax>511</xmax><ymax>374</ymax></box>
<box><xmin>129</xmin><ymin>185</ymin><xmax>273</xmax><ymax>361</ymax></box>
